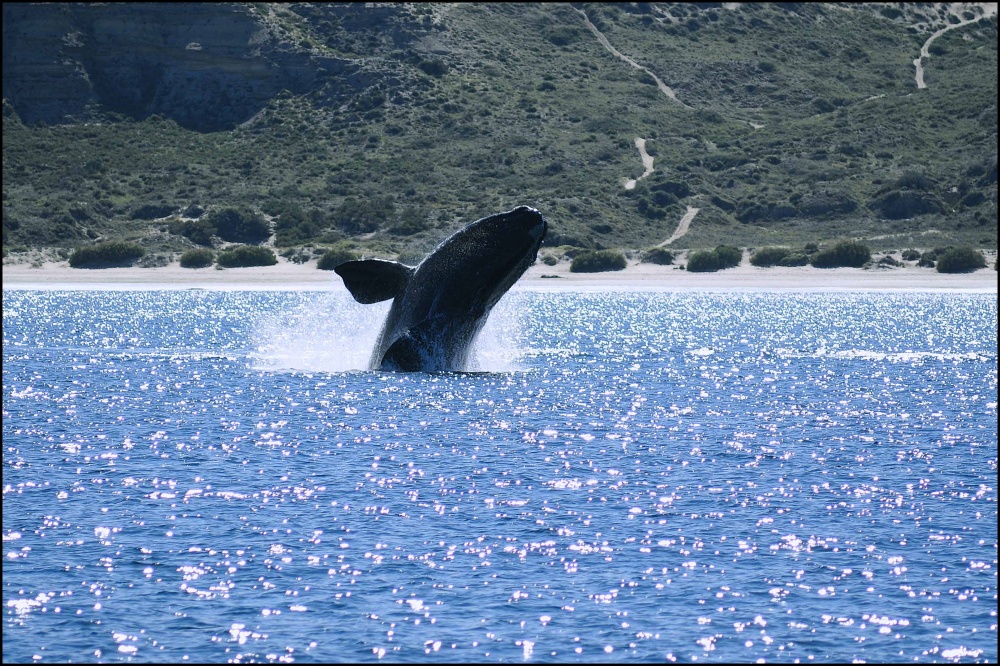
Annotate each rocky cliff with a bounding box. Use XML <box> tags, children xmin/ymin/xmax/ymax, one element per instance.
<box><xmin>1</xmin><ymin>3</ymin><xmax>412</xmax><ymax>131</ymax></box>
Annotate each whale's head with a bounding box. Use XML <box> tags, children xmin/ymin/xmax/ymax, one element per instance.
<box><xmin>418</xmin><ymin>205</ymin><xmax>547</xmax><ymax>314</ymax></box>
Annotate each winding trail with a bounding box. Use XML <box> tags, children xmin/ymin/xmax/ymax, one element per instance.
<box><xmin>624</xmin><ymin>138</ymin><xmax>654</xmax><ymax>190</ymax></box>
<box><xmin>913</xmin><ymin>4</ymin><xmax>997</xmax><ymax>88</ymax></box>
<box><xmin>658</xmin><ymin>206</ymin><xmax>699</xmax><ymax>247</ymax></box>
<box><xmin>575</xmin><ymin>7</ymin><xmax>692</xmax><ymax>109</ymax></box>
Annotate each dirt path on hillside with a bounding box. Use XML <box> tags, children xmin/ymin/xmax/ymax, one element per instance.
<box><xmin>624</xmin><ymin>137</ymin><xmax>654</xmax><ymax>189</ymax></box>
<box><xmin>658</xmin><ymin>206</ymin><xmax>699</xmax><ymax>247</ymax></box>
<box><xmin>575</xmin><ymin>8</ymin><xmax>692</xmax><ymax>109</ymax></box>
<box><xmin>914</xmin><ymin>3</ymin><xmax>997</xmax><ymax>88</ymax></box>
<box><xmin>622</xmin><ymin>140</ymin><xmax>699</xmax><ymax>246</ymax></box>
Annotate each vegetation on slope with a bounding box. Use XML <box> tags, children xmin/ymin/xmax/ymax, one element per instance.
<box><xmin>2</xmin><ymin>3</ymin><xmax>996</xmax><ymax>266</ymax></box>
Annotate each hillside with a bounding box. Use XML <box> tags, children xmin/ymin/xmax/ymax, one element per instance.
<box><xmin>2</xmin><ymin>2</ymin><xmax>997</xmax><ymax>266</ymax></box>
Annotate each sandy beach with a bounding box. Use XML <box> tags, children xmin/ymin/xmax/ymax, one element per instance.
<box><xmin>3</xmin><ymin>255</ymin><xmax>996</xmax><ymax>292</ymax></box>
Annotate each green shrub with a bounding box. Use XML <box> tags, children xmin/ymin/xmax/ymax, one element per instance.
<box><xmin>687</xmin><ymin>245</ymin><xmax>743</xmax><ymax>272</ymax></box>
<box><xmin>778</xmin><ymin>253</ymin><xmax>809</xmax><ymax>267</ymax></box>
<box><xmin>686</xmin><ymin>249</ymin><xmax>721</xmax><ymax>272</ymax></box>
<box><xmin>714</xmin><ymin>245</ymin><xmax>742</xmax><ymax>268</ymax></box>
<box><xmin>388</xmin><ymin>208</ymin><xmax>430</xmax><ymax>236</ymax></box>
<box><xmin>935</xmin><ymin>247</ymin><xmax>986</xmax><ymax>273</ymax></box>
<box><xmin>901</xmin><ymin>249</ymin><xmax>921</xmax><ymax>261</ymax></box>
<box><xmin>206</xmin><ymin>207</ymin><xmax>270</xmax><ymax>244</ymax></box>
<box><xmin>418</xmin><ymin>58</ymin><xmax>448</xmax><ymax>77</ymax></box>
<box><xmin>641</xmin><ymin>247</ymin><xmax>675</xmax><ymax>265</ymax></box>
<box><xmin>810</xmin><ymin>241</ymin><xmax>871</xmax><ymax>268</ymax></box>
<box><xmin>540</xmin><ymin>254</ymin><xmax>558</xmax><ymax>266</ymax></box>
<box><xmin>687</xmin><ymin>250</ymin><xmax>720</xmax><ymax>273</ymax></box>
<box><xmin>215</xmin><ymin>245</ymin><xmax>277</xmax><ymax>268</ymax></box>
<box><xmin>546</xmin><ymin>26</ymin><xmax>582</xmax><ymax>46</ymax></box>
<box><xmin>569</xmin><ymin>249</ymin><xmax>627</xmax><ymax>273</ymax></box>
<box><xmin>316</xmin><ymin>247</ymin><xmax>360</xmax><ymax>270</ymax></box>
<box><xmin>130</xmin><ymin>203</ymin><xmax>175</xmax><ymax>220</ymax></box>
<box><xmin>749</xmin><ymin>246</ymin><xmax>790</xmax><ymax>267</ymax></box>
<box><xmin>168</xmin><ymin>218</ymin><xmax>216</xmax><ymax>246</ymax></box>
<box><xmin>68</xmin><ymin>241</ymin><xmax>145</xmax><ymax>268</ymax></box>
<box><xmin>336</xmin><ymin>196</ymin><xmax>394</xmax><ymax>235</ymax></box>
<box><xmin>179</xmin><ymin>248</ymin><xmax>214</xmax><ymax>268</ymax></box>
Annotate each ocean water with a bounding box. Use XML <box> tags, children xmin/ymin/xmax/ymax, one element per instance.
<box><xmin>2</xmin><ymin>289</ymin><xmax>996</xmax><ymax>663</ymax></box>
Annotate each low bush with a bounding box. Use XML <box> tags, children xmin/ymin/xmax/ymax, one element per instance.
<box><xmin>215</xmin><ymin>245</ymin><xmax>277</xmax><ymax>268</ymax></box>
<box><xmin>687</xmin><ymin>245</ymin><xmax>742</xmax><ymax>272</ymax></box>
<box><xmin>686</xmin><ymin>250</ymin><xmax>720</xmax><ymax>272</ymax></box>
<box><xmin>749</xmin><ymin>246</ymin><xmax>790</xmax><ymax>267</ymax></box>
<box><xmin>540</xmin><ymin>254</ymin><xmax>558</xmax><ymax>266</ymax></box>
<box><xmin>179</xmin><ymin>248</ymin><xmax>214</xmax><ymax>268</ymax></box>
<box><xmin>809</xmin><ymin>241</ymin><xmax>871</xmax><ymax>268</ymax></box>
<box><xmin>317</xmin><ymin>247</ymin><xmax>360</xmax><ymax>270</ymax></box>
<box><xmin>901</xmin><ymin>249</ymin><xmax>921</xmax><ymax>261</ymax></box>
<box><xmin>917</xmin><ymin>246</ymin><xmax>951</xmax><ymax>267</ymax></box>
<box><xmin>714</xmin><ymin>245</ymin><xmax>742</xmax><ymax>268</ymax></box>
<box><xmin>130</xmin><ymin>203</ymin><xmax>175</xmax><ymax>220</ymax></box>
<box><xmin>569</xmin><ymin>249</ymin><xmax>627</xmax><ymax>273</ymax></box>
<box><xmin>546</xmin><ymin>26</ymin><xmax>582</xmax><ymax>46</ymax></box>
<box><xmin>418</xmin><ymin>58</ymin><xmax>448</xmax><ymax>77</ymax></box>
<box><xmin>935</xmin><ymin>246</ymin><xmax>986</xmax><ymax>273</ymax></box>
<box><xmin>641</xmin><ymin>247</ymin><xmax>674</xmax><ymax>265</ymax></box>
<box><xmin>336</xmin><ymin>196</ymin><xmax>395</xmax><ymax>235</ymax></box>
<box><xmin>778</xmin><ymin>253</ymin><xmax>809</xmax><ymax>267</ymax></box>
<box><xmin>206</xmin><ymin>207</ymin><xmax>270</xmax><ymax>244</ymax></box>
<box><xmin>388</xmin><ymin>209</ymin><xmax>430</xmax><ymax>236</ymax></box>
<box><xmin>68</xmin><ymin>240</ymin><xmax>145</xmax><ymax>268</ymax></box>
<box><xmin>184</xmin><ymin>204</ymin><xmax>205</xmax><ymax>218</ymax></box>
<box><xmin>168</xmin><ymin>218</ymin><xmax>216</xmax><ymax>247</ymax></box>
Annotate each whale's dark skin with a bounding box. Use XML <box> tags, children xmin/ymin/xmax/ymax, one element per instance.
<box><xmin>335</xmin><ymin>206</ymin><xmax>547</xmax><ymax>371</ymax></box>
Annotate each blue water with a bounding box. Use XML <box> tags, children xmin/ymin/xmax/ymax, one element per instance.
<box><xmin>2</xmin><ymin>289</ymin><xmax>997</xmax><ymax>663</ymax></box>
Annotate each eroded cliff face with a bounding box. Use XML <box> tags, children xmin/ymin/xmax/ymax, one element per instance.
<box><xmin>1</xmin><ymin>3</ymin><xmax>381</xmax><ymax>131</ymax></box>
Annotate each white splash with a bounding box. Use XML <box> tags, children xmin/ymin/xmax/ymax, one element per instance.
<box><xmin>465</xmin><ymin>291</ymin><xmax>528</xmax><ymax>372</ymax></box>
<box><xmin>252</xmin><ymin>293</ymin><xmax>390</xmax><ymax>372</ymax></box>
<box><xmin>252</xmin><ymin>290</ymin><xmax>527</xmax><ymax>373</ymax></box>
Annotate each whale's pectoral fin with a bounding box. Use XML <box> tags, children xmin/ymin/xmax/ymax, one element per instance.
<box><xmin>381</xmin><ymin>333</ymin><xmax>425</xmax><ymax>372</ymax></box>
<box><xmin>334</xmin><ymin>259</ymin><xmax>415</xmax><ymax>304</ymax></box>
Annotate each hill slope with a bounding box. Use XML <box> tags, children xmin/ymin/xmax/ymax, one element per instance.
<box><xmin>3</xmin><ymin>2</ymin><xmax>997</xmax><ymax>263</ymax></box>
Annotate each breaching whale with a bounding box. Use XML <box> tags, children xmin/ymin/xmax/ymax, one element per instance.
<box><xmin>335</xmin><ymin>205</ymin><xmax>547</xmax><ymax>372</ymax></box>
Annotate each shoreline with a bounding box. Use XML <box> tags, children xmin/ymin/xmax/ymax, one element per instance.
<box><xmin>2</xmin><ymin>257</ymin><xmax>996</xmax><ymax>292</ymax></box>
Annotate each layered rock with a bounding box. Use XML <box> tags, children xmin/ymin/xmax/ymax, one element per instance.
<box><xmin>2</xmin><ymin>3</ymin><xmax>364</xmax><ymax>130</ymax></box>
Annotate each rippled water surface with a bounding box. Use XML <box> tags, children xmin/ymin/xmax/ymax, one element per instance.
<box><xmin>3</xmin><ymin>289</ymin><xmax>997</xmax><ymax>663</ymax></box>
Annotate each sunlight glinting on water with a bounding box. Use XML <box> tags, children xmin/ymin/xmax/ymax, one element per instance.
<box><xmin>2</xmin><ymin>290</ymin><xmax>996</xmax><ymax>663</ymax></box>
